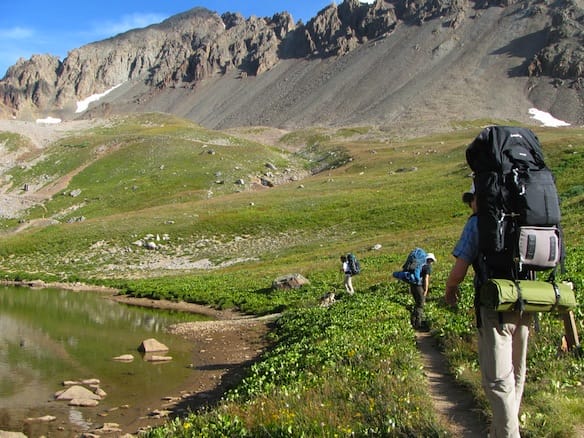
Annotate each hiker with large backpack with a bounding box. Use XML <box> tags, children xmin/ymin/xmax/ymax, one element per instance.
<box><xmin>340</xmin><ymin>253</ymin><xmax>360</xmax><ymax>295</ymax></box>
<box><xmin>393</xmin><ymin>248</ymin><xmax>437</xmax><ymax>329</ymax></box>
<box><xmin>444</xmin><ymin>126</ymin><xmax>575</xmax><ymax>438</ymax></box>
<box><xmin>410</xmin><ymin>252</ymin><xmax>436</xmax><ymax>330</ymax></box>
<box><xmin>445</xmin><ymin>182</ymin><xmax>529</xmax><ymax>438</ymax></box>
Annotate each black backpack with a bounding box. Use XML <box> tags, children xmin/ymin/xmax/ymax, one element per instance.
<box><xmin>465</xmin><ymin>126</ymin><xmax>563</xmax><ymax>280</ymax></box>
<box><xmin>347</xmin><ymin>253</ymin><xmax>361</xmax><ymax>275</ymax></box>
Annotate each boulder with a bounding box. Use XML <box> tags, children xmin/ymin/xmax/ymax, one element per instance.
<box><xmin>56</xmin><ymin>385</ymin><xmax>101</xmax><ymax>401</ymax></box>
<box><xmin>320</xmin><ymin>292</ymin><xmax>336</xmax><ymax>307</ymax></box>
<box><xmin>113</xmin><ymin>354</ymin><xmax>135</xmax><ymax>362</ymax></box>
<box><xmin>25</xmin><ymin>415</ymin><xmax>56</xmax><ymax>423</ymax></box>
<box><xmin>94</xmin><ymin>387</ymin><xmax>107</xmax><ymax>398</ymax></box>
<box><xmin>0</xmin><ymin>432</ymin><xmax>28</xmax><ymax>438</ymax></box>
<box><xmin>145</xmin><ymin>355</ymin><xmax>173</xmax><ymax>362</ymax></box>
<box><xmin>272</xmin><ymin>273</ymin><xmax>310</xmax><ymax>290</ymax></box>
<box><xmin>95</xmin><ymin>423</ymin><xmax>122</xmax><ymax>433</ymax></box>
<box><xmin>69</xmin><ymin>399</ymin><xmax>100</xmax><ymax>407</ymax></box>
<box><xmin>148</xmin><ymin>409</ymin><xmax>172</xmax><ymax>418</ymax></box>
<box><xmin>138</xmin><ymin>338</ymin><xmax>169</xmax><ymax>353</ymax></box>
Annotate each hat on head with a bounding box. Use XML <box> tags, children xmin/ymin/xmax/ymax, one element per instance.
<box><xmin>426</xmin><ymin>253</ymin><xmax>437</xmax><ymax>263</ymax></box>
<box><xmin>462</xmin><ymin>181</ymin><xmax>475</xmax><ymax>204</ymax></box>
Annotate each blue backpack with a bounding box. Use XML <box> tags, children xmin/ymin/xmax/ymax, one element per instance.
<box><xmin>393</xmin><ymin>248</ymin><xmax>427</xmax><ymax>285</ymax></box>
<box><xmin>347</xmin><ymin>253</ymin><xmax>361</xmax><ymax>275</ymax></box>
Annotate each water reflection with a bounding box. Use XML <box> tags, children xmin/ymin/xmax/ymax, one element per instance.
<box><xmin>0</xmin><ymin>285</ymin><xmax>208</xmax><ymax>435</ymax></box>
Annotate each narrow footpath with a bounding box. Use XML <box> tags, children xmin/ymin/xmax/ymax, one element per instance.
<box><xmin>415</xmin><ymin>331</ymin><xmax>488</xmax><ymax>437</ymax></box>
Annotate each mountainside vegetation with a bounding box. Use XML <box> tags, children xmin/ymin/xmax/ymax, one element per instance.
<box><xmin>0</xmin><ymin>113</ymin><xmax>583</xmax><ymax>436</ymax></box>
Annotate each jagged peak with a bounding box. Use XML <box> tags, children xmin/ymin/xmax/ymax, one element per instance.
<box><xmin>0</xmin><ymin>0</ymin><xmax>583</xmax><ymax>126</ymax></box>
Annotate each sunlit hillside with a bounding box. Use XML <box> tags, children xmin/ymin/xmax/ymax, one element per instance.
<box><xmin>0</xmin><ymin>114</ymin><xmax>582</xmax><ymax>287</ymax></box>
<box><xmin>1</xmin><ymin>115</ymin><xmax>584</xmax><ymax>436</ymax></box>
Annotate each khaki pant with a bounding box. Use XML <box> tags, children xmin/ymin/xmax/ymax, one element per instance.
<box><xmin>478</xmin><ymin>307</ymin><xmax>532</xmax><ymax>438</ymax></box>
<box><xmin>344</xmin><ymin>273</ymin><xmax>354</xmax><ymax>294</ymax></box>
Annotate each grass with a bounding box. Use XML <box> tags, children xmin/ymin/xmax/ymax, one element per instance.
<box><xmin>141</xmin><ymin>289</ymin><xmax>450</xmax><ymax>437</ymax></box>
<box><xmin>1</xmin><ymin>114</ymin><xmax>583</xmax><ymax>436</ymax></box>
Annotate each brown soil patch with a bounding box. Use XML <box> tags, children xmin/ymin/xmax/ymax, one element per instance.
<box><xmin>103</xmin><ymin>293</ymin><xmax>278</xmax><ymax>436</ymax></box>
<box><xmin>415</xmin><ymin>330</ymin><xmax>488</xmax><ymax>437</ymax></box>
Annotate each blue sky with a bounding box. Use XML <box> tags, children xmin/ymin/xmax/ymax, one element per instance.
<box><xmin>1</xmin><ymin>1</ymin><xmax>362</xmax><ymax>78</ymax></box>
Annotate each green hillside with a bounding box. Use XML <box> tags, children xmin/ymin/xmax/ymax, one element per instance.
<box><xmin>1</xmin><ymin>114</ymin><xmax>583</xmax><ymax>436</ymax></box>
<box><xmin>0</xmin><ymin>116</ymin><xmax>582</xmax><ymax>287</ymax></box>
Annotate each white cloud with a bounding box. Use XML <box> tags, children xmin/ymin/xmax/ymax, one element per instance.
<box><xmin>91</xmin><ymin>13</ymin><xmax>167</xmax><ymax>38</ymax></box>
<box><xmin>528</xmin><ymin>108</ymin><xmax>570</xmax><ymax>128</ymax></box>
<box><xmin>0</xmin><ymin>26</ymin><xmax>35</xmax><ymax>40</ymax></box>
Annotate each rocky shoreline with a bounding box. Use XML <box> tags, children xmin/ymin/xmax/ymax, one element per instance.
<box><xmin>1</xmin><ymin>278</ymin><xmax>241</xmax><ymax>318</ymax></box>
<box><xmin>0</xmin><ymin>280</ymin><xmax>278</xmax><ymax>437</ymax></box>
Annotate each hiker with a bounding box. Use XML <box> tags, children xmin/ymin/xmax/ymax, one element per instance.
<box><xmin>410</xmin><ymin>252</ymin><xmax>436</xmax><ymax>329</ymax></box>
<box><xmin>445</xmin><ymin>184</ymin><xmax>531</xmax><ymax>438</ymax></box>
<box><xmin>340</xmin><ymin>255</ymin><xmax>355</xmax><ymax>295</ymax></box>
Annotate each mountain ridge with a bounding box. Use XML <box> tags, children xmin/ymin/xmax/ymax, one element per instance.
<box><xmin>1</xmin><ymin>0</ymin><xmax>583</xmax><ymax>132</ymax></box>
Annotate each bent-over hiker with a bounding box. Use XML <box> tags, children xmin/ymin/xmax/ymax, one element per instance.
<box><xmin>410</xmin><ymin>252</ymin><xmax>436</xmax><ymax>329</ymax></box>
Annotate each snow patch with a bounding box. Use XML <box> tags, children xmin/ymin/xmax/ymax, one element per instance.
<box><xmin>528</xmin><ymin>108</ymin><xmax>570</xmax><ymax>127</ymax></box>
<box><xmin>36</xmin><ymin>117</ymin><xmax>62</xmax><ymax>124</ymax></box>
<box><xmin>76</xmin><ymin>83</ymin><xmax>124</xmax><ymax>113</ymax></box>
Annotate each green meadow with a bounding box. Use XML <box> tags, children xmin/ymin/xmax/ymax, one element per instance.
<box><xmin>0</xmin><ymin>114</ymin><xmax>583</xmax><ymax>436</ymax></box>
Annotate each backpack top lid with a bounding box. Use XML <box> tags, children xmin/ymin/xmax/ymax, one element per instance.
<box><xmin>403</xmin><ymin>248</ymin><xmax>427</xmax><ymax>271</ymax></box>
<box><xmin>465</xmin><ymin>126</ymin><xmax>546</xmax><ymax>174</ymax></box>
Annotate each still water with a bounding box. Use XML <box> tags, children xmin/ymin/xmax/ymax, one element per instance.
<box><xmin>0</xmin><ymin>285</ymin><xmax>209</xmax><ymax>436</ymax></box>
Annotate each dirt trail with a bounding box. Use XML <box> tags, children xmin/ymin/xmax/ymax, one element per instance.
<box><xmin>415</xmin><ymin>331</ymin><xmax>488</xmax><ymax>437</ymax></box>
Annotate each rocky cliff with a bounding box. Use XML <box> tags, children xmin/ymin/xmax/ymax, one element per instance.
<box><xmin>1</xmin><ymin>0</ymin><xmax>583</xmax><ymax>129</ymax></box>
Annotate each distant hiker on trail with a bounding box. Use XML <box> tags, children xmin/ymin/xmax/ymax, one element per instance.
<box><xmin>392</xmin><ymin>248</ymin><xmax>436</xmax><ymax>329</ymax></box>
<box><xmin>410</xmin><ymin>252</ymin><xmax>436</xmax><ymax>330</ymax></box>
<box><xmin>392</xmin><ymin>248</ymin><xmax>427</xmax><ymax>285</ymax></box>
<box><xmin>340</xmin><ymin>255</ymin><xmax>355</xmax><ymax>295</ymax></box>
